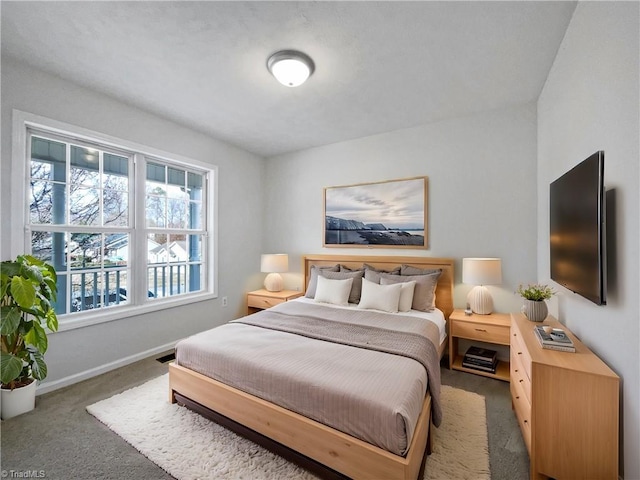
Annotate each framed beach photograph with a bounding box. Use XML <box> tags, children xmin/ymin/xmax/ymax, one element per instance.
<box><xmin>323</xmin><ymin>176</ymin><xmax>428</xmax><ymax>248</ymax></box>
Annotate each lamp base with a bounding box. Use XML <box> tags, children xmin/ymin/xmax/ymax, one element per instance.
<box><xmin>467</xmin><ymin>285</ymin><xmax>494</xmax><ymax>314</ymax></box>
<box><xmin>264</xmin><ymin>273</ymin><xmax>284</xmax><ymax>292</ymax></box>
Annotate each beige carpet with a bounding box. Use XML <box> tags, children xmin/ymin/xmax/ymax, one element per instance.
<box><xmin>87</xmin><ymin>374</ymin><xmax>490</xmax><ymax>480</ymax></box>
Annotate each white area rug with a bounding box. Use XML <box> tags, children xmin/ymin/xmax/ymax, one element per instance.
<box><xmin>87</xmin><ymin>374</ymin><xmax>490</xmax><ymax>480</ymax></box>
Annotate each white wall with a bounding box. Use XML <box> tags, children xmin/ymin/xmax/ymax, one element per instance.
<box><xmin>537</xmin><ymin>2</ymin><xmax>639</xmax><ymax>478</ymax></box>
<box><xmin>0</xmin><ymin>57</ymin><xmax>265</xmax><ymax>391</ymax></box>
<box><xmin>264</xmin><ymin>103</ymin><xmax>538</xmax><ymax>314</ymax></box>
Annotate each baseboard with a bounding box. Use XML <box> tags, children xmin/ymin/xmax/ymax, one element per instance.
<box><xmin>36</xmin><ymin>341</ymin><xmax>177</xmax><ymax>395</ymax></box>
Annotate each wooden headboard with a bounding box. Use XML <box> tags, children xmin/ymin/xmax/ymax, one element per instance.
<box><xmin>302</xmin><ymin>254</ymin><xmax>455</xmax><ymax>319</ymax></box>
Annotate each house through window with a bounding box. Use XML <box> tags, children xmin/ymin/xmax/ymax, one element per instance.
<box><xmin>25</xmin><ymin>127</ymin><xmax>214</xmax><ymax>323</ymax></box>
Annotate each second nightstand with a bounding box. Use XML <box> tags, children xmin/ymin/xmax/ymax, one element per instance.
<box><xmin>247</xmin><ymin>289</ymin><xmax>303</xmax><ymax>315</ymax></box>
<box><xmin>448</xmin><ymin>309</ymin><xmax>511</xmax><ymax>381</ymax></box>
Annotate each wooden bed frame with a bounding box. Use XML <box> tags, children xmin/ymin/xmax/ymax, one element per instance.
<box><xmin>169</xmin><ymin>254</ymin><xmax>454</xmax><ymax>480</ymax></box>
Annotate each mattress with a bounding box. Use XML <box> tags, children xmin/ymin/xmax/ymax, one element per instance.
<box><xmin>174</xmin><ymin>298</ymin><xmax>444</xmax><ymax>456</ymax></box>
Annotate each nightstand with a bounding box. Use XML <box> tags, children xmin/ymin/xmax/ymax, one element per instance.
<box><xmin>247</xmin><ymin>289</ymin><xmax>303</xmax><ymax>315</ymax></box>
<box><xmin>448</xmin><ymin>309</ymin><xmax>511</xmax><ymax>381</ymax></box>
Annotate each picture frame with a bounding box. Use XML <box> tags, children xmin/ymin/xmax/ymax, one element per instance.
<box><xmin>323</xmin><ymin>176</ymin><xmax>428</xmax><ymax>248</ymax></box>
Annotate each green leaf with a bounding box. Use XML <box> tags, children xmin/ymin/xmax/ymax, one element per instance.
<box><xmin>24</xmin><ymin>265</ymin><xmax>44</xmax><ymax>284</ymax></box>
<box><xmin>26</xmin><ymin>345</ymin><xmax>47</xmax><ymax>381</ymax></box>
<box><xmin>24</xmin><ymin>321</ymin><xmax>47</xmax><ymax>354</ymax></box>
<box><xmin>0</xmin><ymin>352</ymin><xmax>24</xmax><ymax>384</ymax></box>
<box><xmin>0</xmin><ymin>306</ymin><xmax>22</xmax><ymax>335</ymax></box>
<box><xmin>46</xmin><ymin>309</ymin><xmax>58</xmax><ymax>332</ymax></box>
<box><xmin>10</xmin><ymin>276</ymin><xmax>36</xmax><ymax>309</ymax></box>
<box><xmin>1</xmin><ymin>261</ymin><xmax>21</xmax><ymax>277</ymax></box>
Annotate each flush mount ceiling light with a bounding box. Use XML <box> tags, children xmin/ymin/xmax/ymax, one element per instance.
<box><xmin>267</xmin><ymin>50</ymin><xmax>315</xmax><ymax>87</ymax></box>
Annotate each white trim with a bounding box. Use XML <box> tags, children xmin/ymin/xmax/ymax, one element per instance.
<box><xmin>54</xmin><ymin>291</ymin><xmax>217</xmax><ymax>332</ymax></box>
<box><xmin>35</xmin><ymin>340</ymin><xmax>178</xmax><ymax>395</ymax></box>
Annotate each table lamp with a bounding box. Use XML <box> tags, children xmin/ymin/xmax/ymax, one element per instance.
<box><xmin>462</xmin><ymin>258</ymin><xmax>502</xmax><ymax>314</ymax></box>
<box><xmin>260</xmin><ymin>254</ymin><xmax>289</xmax><ymax>292</ymax></box>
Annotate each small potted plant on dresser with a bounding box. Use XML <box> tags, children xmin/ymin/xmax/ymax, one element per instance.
<box><xmin>517</xmin><ymin>283</ymin><xmax>555</xmax><ymax>322</ymax></box>
<box><xmin>1</xmin><ymin>255</ymin><xmax>59</xmax><ymax>419</ymax></box>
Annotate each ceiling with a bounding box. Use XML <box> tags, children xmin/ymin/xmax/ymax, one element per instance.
<box><xmin>1</xmin><ymin>1</ymin><xmax>576</xmax><ymax>157</ymax></box>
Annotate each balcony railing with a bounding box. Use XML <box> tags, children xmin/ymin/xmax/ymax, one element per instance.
<box><xmin>70</xmin><ymin>263</ymin><xmax>200</xmax><ymax>313</ymax></box>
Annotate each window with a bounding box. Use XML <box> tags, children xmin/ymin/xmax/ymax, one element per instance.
<box><xmin>14</xmin><ymin>113</ymin><xmax>216</xmax><ymax>329</ymax></box>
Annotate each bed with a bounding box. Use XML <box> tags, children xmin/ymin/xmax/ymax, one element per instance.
<box><xmin>169</xmin><ymin>254</ymin><xmax>454</xmax><ymax>480</ymax></box>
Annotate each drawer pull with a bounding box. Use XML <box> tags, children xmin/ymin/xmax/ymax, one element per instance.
<box><xmin>515</xmin><ymin>369</ymin><xmax>518</xmax><ymax>373</ymax></box>
<box><xmin>516</xmin><ymin>395</ymin><xmax>520</xmax><ymax>399</ymax></box>
<box><xmin>518</xmin><ymin>352</ymin><xmax>523</xmax><ymax>355</ymax></box>
<box><xmin>475</xmin><ymin>328</ymin><xmax>487</xmax><ymax>332</ymax></box>
<box><xmin>519</xmin><ymin>379</ymin><xmax>524</xmax><ymax>383</ymax></box>
<box><xmin>524</xmin><ymin>420</ymin><xmax>528</xmax><ymax>425</ymax></box>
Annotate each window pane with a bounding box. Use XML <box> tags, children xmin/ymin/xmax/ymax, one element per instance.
<box><xmin>69</xmin><ymin>233</ymin><xmax>102</xmax><ymax>269</ymax></box>
<box><xmin>54</xmin><ymin>273</ymin><xmax>68</xmax><ymax>315</ymax></box>
<box><xmin>104</xmin><ymin>153</ymin><xmax>128</xmax><ymax>178</ymax></box>
<box><xmin>167</xmin><ymin>198</ymin><xmax>187</xmax><ymax>228</ymax></box>
<box><xmin>30</xmin><ymin>180</ymin><xmax>55</xmax><ymax>224</ymax></box>
<box><xmin>167</xmin><ymin>167</ymin><xmax>185</xmax><ymax>189</ymax></box>
<box><xmin>31</xmin><ymin>137</ymin><xmax>65</xmax><ymax>165</ymax></box>
<box><xmin>104</xmin><ymin>189</ymin><xmax>128</xmax><ymax>226</ymax></box>
<box><xmin>70</xmin><ymin>187</ymin><xmax>100</xmax><ymax>226</ymax></box>
<box><xmin>146</xmin><ymin>162</ymin><xmax>165</xmax><ymax>183</ymax></box>
<box><xmin>188</xmin><ymin>201</ymin><xmax>202</xmax><ymax>230</ymax></box>
<box><xmin>188</xmin><ymin>234</ymin><xmax>203</xmax><ymax>262</ymax></box>
<box><xmin>31</xmin><ymin>160</ymin><xmax>52</xmax><ymax>180</ymax></box>
<box><xmin>105</xmin><ymin>234</ymin><xmax>129</xmax><ymax>266</ymax></box>
<box><xmin>103</xmin><ymin>270</ymin><xmax>128</xmax><ymax>307</ymax></box>
<box><xmin>70</xmin><ymin>146</ymin><xmax>100</xmax><ymax>188</ymax></box>
<box><xmin>146</xmin><ymin>195</ymin><xmax>166</xmax><ymax>227</ymax></box>
<box><xmin>71</xmin><ymin>271</ymin><xmax>101</xmax><ymax>312</ymax></box>
<box><xmin>168</xmin><ymin>234</ymin><xmax>186</xmax><ymax>263</ymax></box>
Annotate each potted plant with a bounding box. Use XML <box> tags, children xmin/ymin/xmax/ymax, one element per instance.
<box><xmin>517</xmin><ymin>283</ymin><xmax>555</xmax><ymax>322</ymax></box>
<box><xmin>1</xmin><ymin>255</ymin><xmax>58</xmax><ymax>419</ymax></box>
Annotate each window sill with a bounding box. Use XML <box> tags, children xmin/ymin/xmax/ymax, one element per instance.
<box><xmin>54</xmin><ymin>292</ymin><xmax>218</xmax><ymax>332</ymax></box>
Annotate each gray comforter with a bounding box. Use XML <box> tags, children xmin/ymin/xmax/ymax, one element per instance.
<box><xmin>175</xmin><ymin>300</ymin><xmax>442</xmax><ymax>456</ymax></box>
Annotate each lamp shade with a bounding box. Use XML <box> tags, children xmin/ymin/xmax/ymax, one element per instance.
<box><xmin>260</xmin><ymin>254</ymin><xmax>289</xmax><ymax>273</ymax></box>
<box><xmin>462</xmin><ymin>258</ymin><xmax>502</xmax><ymax>285</ymax></box>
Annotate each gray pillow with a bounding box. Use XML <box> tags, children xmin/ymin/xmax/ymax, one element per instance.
<box><xmin>377</xmin><ymin>270</ymin><xmax>442</xmax><ymax>312</ymax></box>
<box><xmin>364</xmin><ymin>263</ymin><xmax>401</xmax><ymax>275</ymax></box>
<box><xmin>321</xmin><ymin>269</ymin><xmax>365</xmax><ymax>304</ymax></box>
<box><xmin>305</xmin><ymin>264</ymin><xmax>339</xmax><ymax>298</ymax></box>
<box><xmin>339</xmin><ymin>264</ymin><xmax>365</xmax><ymax>273</ymax></box>
<box><xmin>400</xmin><ymin>265</ymin><xmax>442</xmax><ymax>276</ymax></box>
<box><xmin>363</xmin><ymin>266</ymin><xmax>401</xmax><ymax>284</ymax></box>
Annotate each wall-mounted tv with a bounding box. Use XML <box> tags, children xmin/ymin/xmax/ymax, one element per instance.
<box><xmin>550</xmin><ymin>151</ymin><xmax>606</xmax><ymax>305</ymax></box>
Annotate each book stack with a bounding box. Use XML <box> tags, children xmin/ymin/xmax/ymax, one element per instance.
<box><xmin>462</xmin><ymin>346</ymin><xmax>498</xmax><ymax>373</ymax></box>
<box><xmin>533</xmin><ymin>325</ymin><xmax>576</xmax><ymax>352</ymax></box>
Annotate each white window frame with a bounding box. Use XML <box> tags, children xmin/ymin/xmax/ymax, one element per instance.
<box><xmin>11</xmin><ymin>110</ymin><xmax>218</xmax><ymax>332</ymax></box>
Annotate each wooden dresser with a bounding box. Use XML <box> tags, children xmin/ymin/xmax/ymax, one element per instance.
<box><xmin>510</xmin><ymin>313</ymin><xmax>619</xmax><ymax>480</ymax></box>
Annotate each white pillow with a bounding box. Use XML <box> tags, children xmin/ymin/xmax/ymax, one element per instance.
<box><xmin>314</xmin><ymin>275</ymin><xmax>353</xmax><ymax>306</ymax></box>
<box><xmin>381</xmin><ymin>278</ymin><xmax>416</xmax><ymax>312</ymax></box>
<box><xmin>357</xmin><ymin>277</ymin><xmax>402</xmax><ymax>313</ymax></box>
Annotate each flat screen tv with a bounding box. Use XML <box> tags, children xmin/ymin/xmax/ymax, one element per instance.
<box><xmin>550</xmin><ymin>151</ymin><xmax>606</xmax><ymax>305</ymax></box>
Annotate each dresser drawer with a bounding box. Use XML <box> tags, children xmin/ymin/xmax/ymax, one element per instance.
<box><xmin>247</xmin><ymin>295</ymin><xmax>285</xmax><ymax>309</ymax></box>
<box><xmin>511</xmin><ymin>349</ymin><xmax>532</xmax><ymax>403</ymax></box>
<box><xmin>510</xmin><ymin>325</ymin><xmax>532</xmax><ymax>380</ymax></box>
<box><xmin>511</xmin><ymin>380</ymin><xmax>532</xmax><ymax>455</ymax></box>
<box><xmin>450</xmin><ymin>321</ymin><xmax>510</xmax><ymax>344</ymax></box>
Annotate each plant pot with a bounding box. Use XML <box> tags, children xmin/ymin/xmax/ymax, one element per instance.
<box><xmin>1</xmin><ymin>379</ymin><xmax>37</xmax><ymax>420</ymax></box>
<box><xmin>522</xmin><ymin>299</ymin><xmax>548</xmax><ymax>322</ymax></box>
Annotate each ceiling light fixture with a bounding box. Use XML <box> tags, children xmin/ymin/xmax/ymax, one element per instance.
<box><xmin>267</xmin><ymin>50</ymin><xmax>315</xmax><ymax>87</ymax></box>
